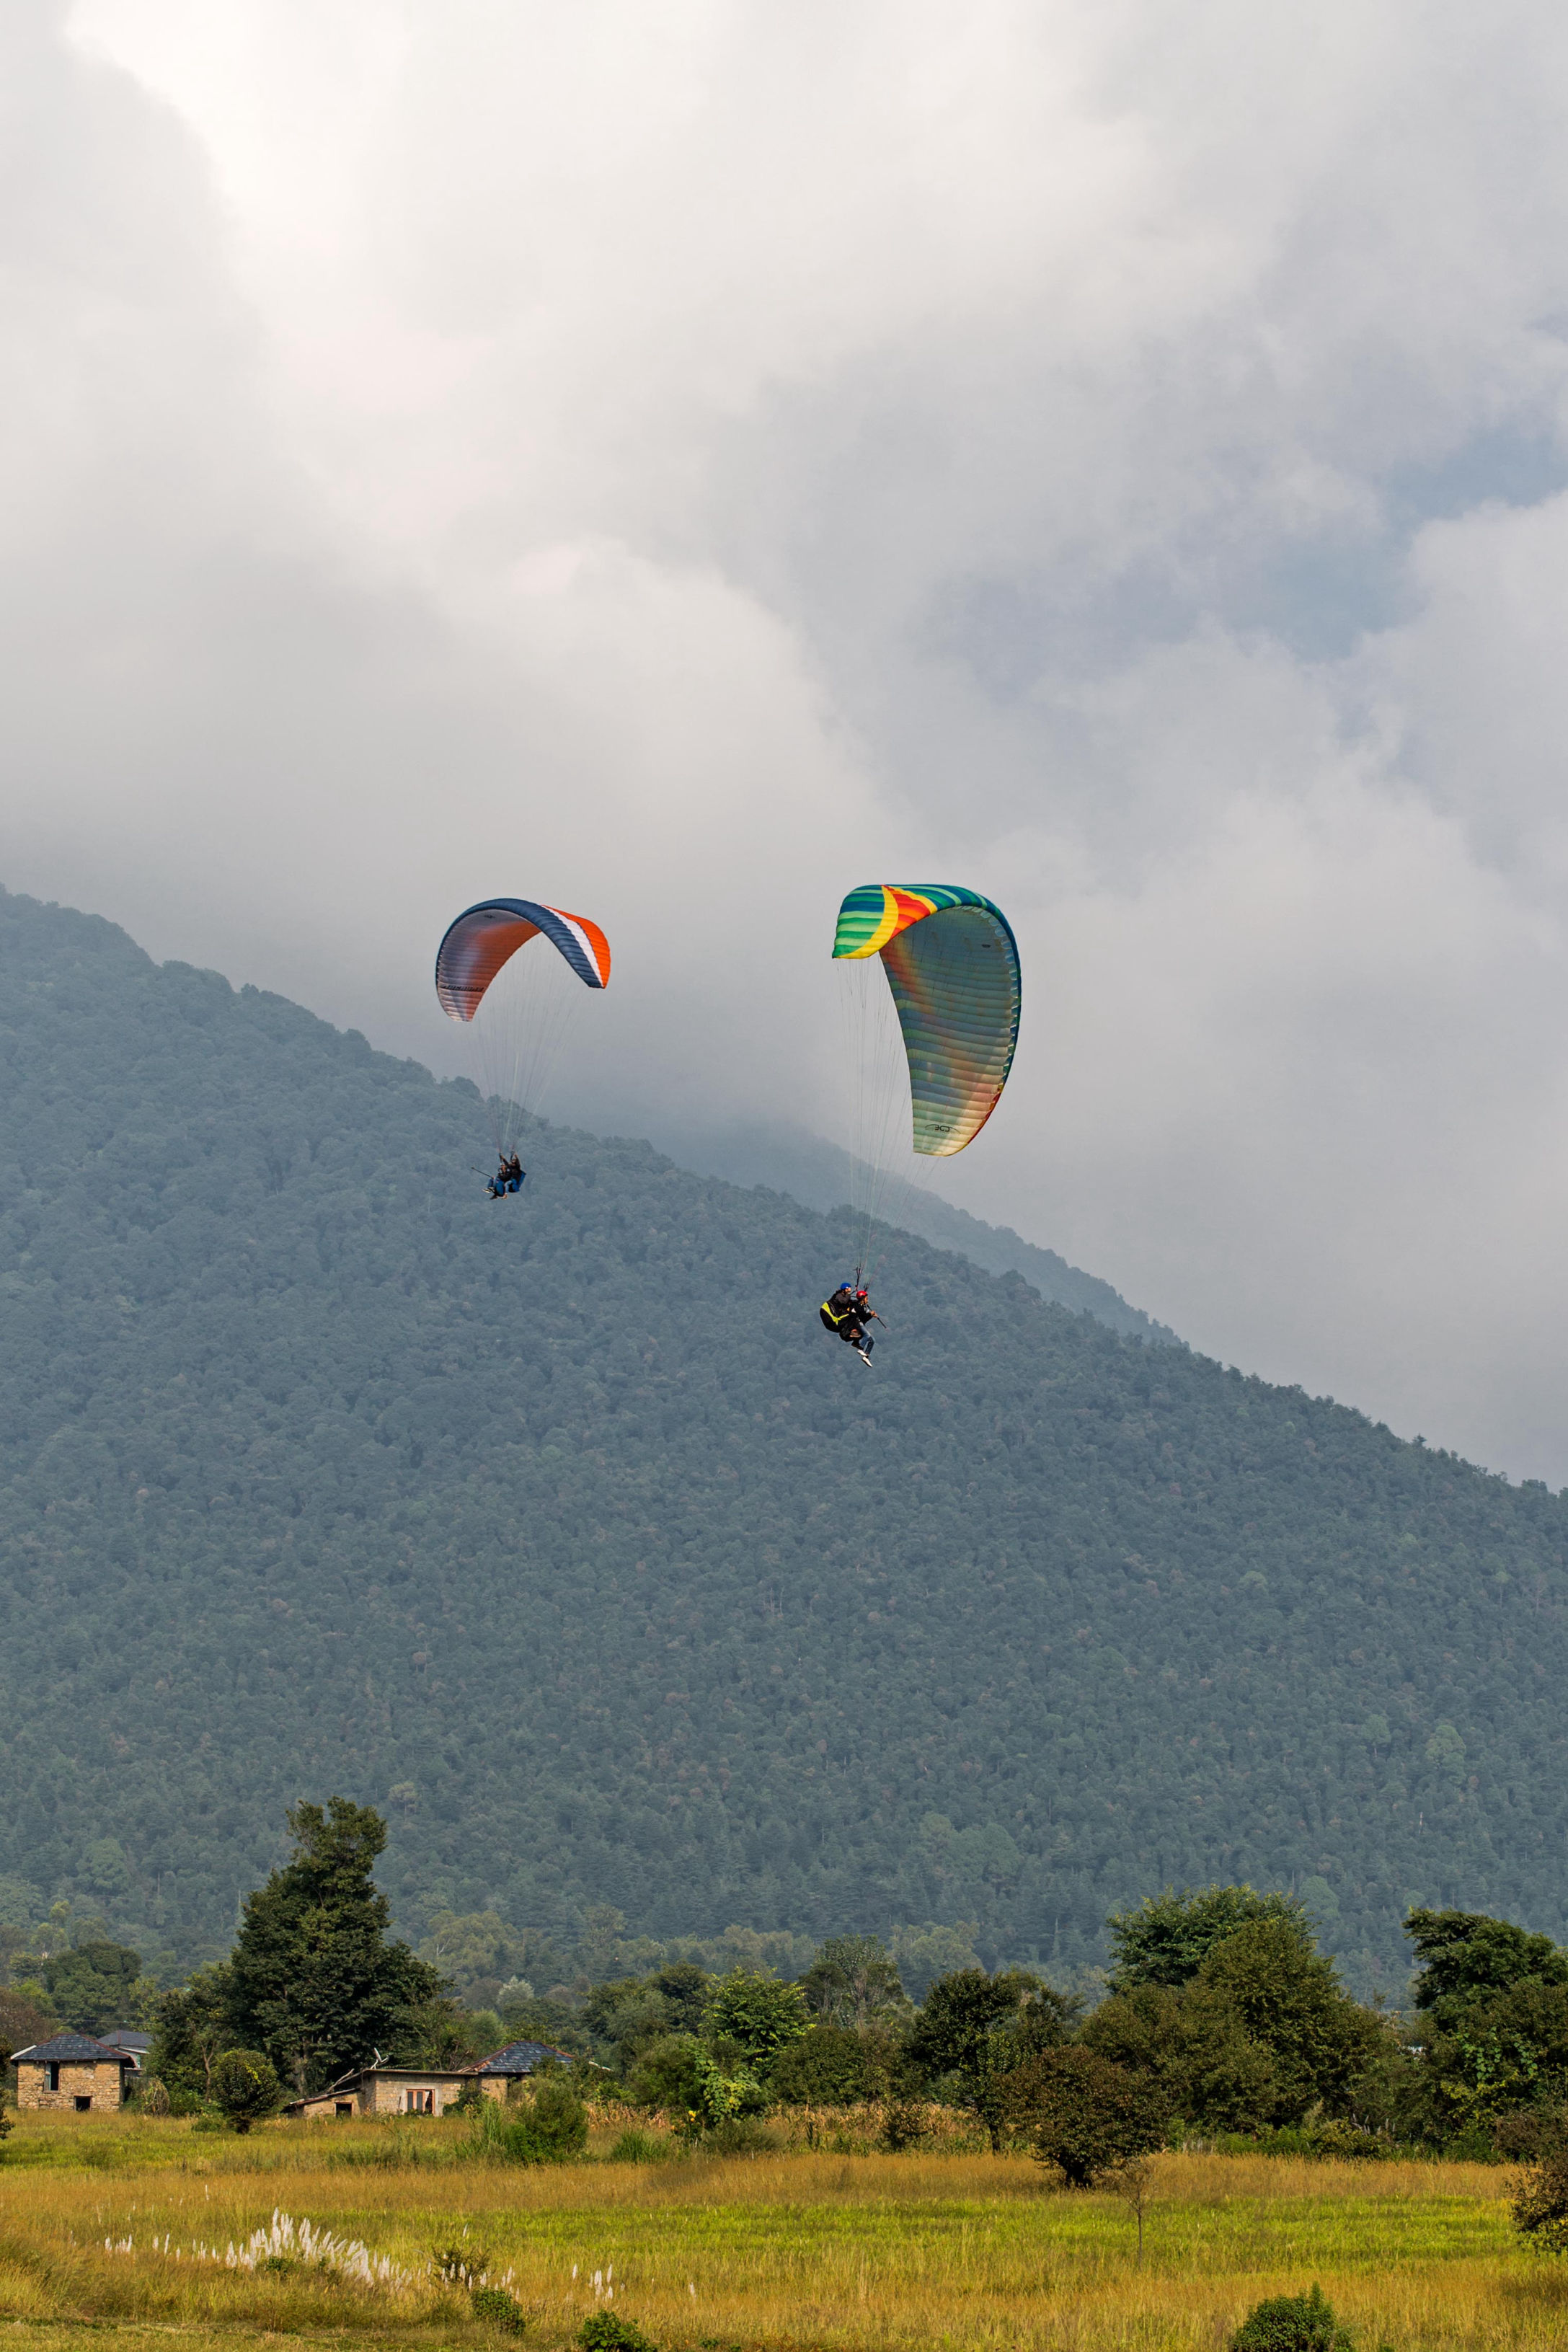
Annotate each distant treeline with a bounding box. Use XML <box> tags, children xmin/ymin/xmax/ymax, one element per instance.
<box><xmin>14</xmin><ymin>1803</ymin><xmax>1567</xmax><ymax>2172</ymax></box>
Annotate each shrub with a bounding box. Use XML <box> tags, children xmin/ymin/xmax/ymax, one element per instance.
<box><xmin>1512</xmin><ymin>2144</ymin><xmax>1568</xmax><ymax>2253</ymax></box>
<box><xmin>470</xmin><ymin>2074</ymin><xmax>588</xmax><ymax>2164</ymax></box>
<box><xmin>433</xmin><ymin>2241</ymin><xmax>490</xmax><ymax>2286</ymax></box>
<box><xmin>1013</xmin><ymin>2047</ymin><xmax>1168</xmax><ymax>2187</ymax></box>
<box><xmin>578</xmin><ymin>2315</ymin><xmax>657</xmax><ymax>2352</ymax></box>
<box><xmin>771</xmin><ymin>2023</ymin><xmax>877</xmax><ymax>2107</ymax></box>
<box><xmin>1303</xmin><ymin>2117</ymin><xmax>1393</xmax><ymax>2160</ymax></box>
<box><xmin>624</xmin><ymin>2033</ymin><xmax>702</xmax><ymax>2113</ymax></box>
<box><xmin>880</xmin><ymin>2094</ymin><xmax>927</xmax><ymax>2152</ymax></box>
<box><xmin>471</xmin><ymin>2285</ymin><xmax>526</xmax><ymax>2332</ymax></box>
<box><xmin>136</xmin><ymin>2074</ymin><xmax>172</xmax><ymax>2116</ymax></box>
<box><xmin>1230</xmin><ymin>2284</ymin><xmax>1352</xmax><ymax>2350</ymax></box>
<box><xmin>1496</xmin><ymin>2105</ymin><xmax>1568</xmax><ymax>2162</ymax></box>
<box><xmin>209</xmin><ymin>2048</ymin><xmax>280</xmax><ymax>2134</ymax></box>
<box><xmin>529</xmin><ymin>2073</ymin><xmax>590</xmax><ymax>2158</ymax></box>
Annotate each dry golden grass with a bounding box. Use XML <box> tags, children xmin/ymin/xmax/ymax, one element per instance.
<box><xmin>0</xmin><ymin>2109</ymin><xmax>1562</xmax><ymax>2350</ymax></box>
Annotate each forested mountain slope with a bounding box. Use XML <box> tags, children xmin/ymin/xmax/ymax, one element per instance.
<box><xmin>642</xmin><ymin>1116</ymin><xmax>1176</xmax><ymax>1344</ymax></box>
<box><xmin>1</xmin><ymin>887</ymin><xmax>1565</xmax><ymax>1989</ymax></box>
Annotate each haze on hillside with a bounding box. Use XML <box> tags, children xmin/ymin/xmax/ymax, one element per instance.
<box><xmin>7</xmin><ymin>5</ymin><xmax>1568</xmax><ymax>1480</ymax></box>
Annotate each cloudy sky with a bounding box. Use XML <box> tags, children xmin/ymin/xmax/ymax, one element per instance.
<box><xmin>9</xmin><ymin>0</ymin><xmax>1568</xmax><ymax>1480</ymax></box>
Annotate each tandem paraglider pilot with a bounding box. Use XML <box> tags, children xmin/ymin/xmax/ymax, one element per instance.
<box><xmin>820</xmin><ymin>1283</ymin><xmax>879</xmax><ymax>1365</ymax></box>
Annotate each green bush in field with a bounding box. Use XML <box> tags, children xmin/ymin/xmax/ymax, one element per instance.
<box><xmin>471</xmin><ymin>2073</ymin><xmax>588</xmax><ymax>2164</ymax></box>
<box><xmin>1015</xmin><ymin>2046</ymin><xmax>1167</xmax><ymax>2187</ymax></box>
<box><xmin>471</xmin><ymin>2284</ymin><xmax>526</xmax><ymax>2332</ymax></box>
<box><xmin>1230</xmin><ymin>2284</ymin><xmax>1352</xmax><ymax>2350</ymax></box>
<box><xmin>578</xmin><ymin>2314</ymin><xmax>657</xmax><ymax>2352</ymax></box>
<box><xmin>1512</xmin><ymin>2144</ymin><xmax>1568</xmax><ymax>2252</ymax></box>
<box><xmin>209</xmin><ymin>2048</ymin><xmax>280</xmax><ymax>2134</ymax></box>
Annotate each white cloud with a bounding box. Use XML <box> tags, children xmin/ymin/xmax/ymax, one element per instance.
<box><xmin>6</xmin><ymin>0</ymin><xmax>1568</xmax><ymax>1475</ymax></box>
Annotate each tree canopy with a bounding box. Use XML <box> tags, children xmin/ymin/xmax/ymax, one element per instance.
<box><xmin>1108</xmin><ymin>1886</ymin><xmax>1313</xmax><ymax>1991</ymax></box>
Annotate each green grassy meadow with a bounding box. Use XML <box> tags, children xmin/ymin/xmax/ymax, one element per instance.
<box><xmin>1</xmin><ymin>2110</ymin><xmax>1562</xmax><ymax>2351</ymax></box>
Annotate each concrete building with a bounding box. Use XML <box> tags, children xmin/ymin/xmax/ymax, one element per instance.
<box><xmin>13</xmin><ymin>2032</ymin><xmax>140</xmax><ymax>2112</ymax></box>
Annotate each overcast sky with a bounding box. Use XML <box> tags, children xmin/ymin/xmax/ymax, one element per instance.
<box><xmin>9</xmin><ymin>0</ymin><xmax>1568</xmax><ymax>1480</ymax></box>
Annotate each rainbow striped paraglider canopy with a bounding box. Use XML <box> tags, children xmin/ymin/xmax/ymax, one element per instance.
<box><xmin>831</xmin><ymin>884</ymin><xmax>1020</xmax><ymax>1157</ymax></box>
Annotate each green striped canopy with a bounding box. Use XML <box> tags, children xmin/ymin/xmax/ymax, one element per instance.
<box><xmin>831</xmin><ymin>885</ymin><xmax>1022</xmax><ymax>1157</ymax></box>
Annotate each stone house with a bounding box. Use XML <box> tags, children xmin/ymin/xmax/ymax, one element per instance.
<box><xmin>288</xmin><ymin>2064</ymin><xmax>470</xmax><ymax>2119</ymax></box>
<box><xmin>284</xmin><ymin>2038</ymin><xmax>570</xmax><ymax>2120</ymax></box>
<box><xmin>13</xmin><ymin>2032</ymin><xmax>140</xmax><ymax>2112</ymax></box>
<box><xmin>466</xmin><ymin>2038</ymin><xmax>572</xmax><ymax>2100</ymax></box>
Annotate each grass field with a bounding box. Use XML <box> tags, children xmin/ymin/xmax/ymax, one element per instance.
<box><xmin>0</xmin><ymin>2109</ymin><xmax>1562</xmax><ymax>2351</ymax></box>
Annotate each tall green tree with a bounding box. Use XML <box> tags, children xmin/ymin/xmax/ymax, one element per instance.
<box><xmin>797</xmin><ymin>1935</ymin><xmax>906</xmax><ymax>2026</ymax></box>
<box><xmin>908</xmin><ymin>1967</ymin><xmax>1076</xmax><ymax>2149</ymax></box>
<box><xmin>1407</xmin><ymin>1909</ymin><xmax>1568</xmax><ymax>2138</ymax></box>
<box><xmin>150</xmin><ymin>1965</ymin><xmax>233</xmax><ymax>2098</ymax></box>
<box><xmin>1407</xmin><ymin>1909</ymin><xmax>1568</xmax><ymax>2011</ymax></box>
<box><xmin>1107</xmin><ymin>1885</ymin><xmax>1312</xmax><ymax>1991</ymax></box>
<box><xmin>701</xmin><ymin>1969</ymin><xmax>809</xmax><ymax>2077</ymax></box>
<box><xmin>1083</xmin><ymin>1979</ymin><xmax>1279</xmax><ymax>2135</ymax></box>
<box><xmin>1192</xmin><ymin>1919</ymin><xmax>1381</xmax><ymax>2123</ymax></box>
<box><xmin>40</xmin><ymin>1941</ymin><xmax>148</xmax><ymax>2034</ymax></box>
<box><xmin>223</xmin><ymin>1798</ymin><xmax>443</xmax><ymax>2094</ymax></box>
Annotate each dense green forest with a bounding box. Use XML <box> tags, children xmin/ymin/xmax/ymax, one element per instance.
<box><xmin>645</xmin><ymin>1116</ymin><xmax>1174</xmax><ymax>1344</ymax></box>
<box><xmin>1</xmin><ymin>885</ymin><xmax>1566</xmax><ymax>1992</ymax></box>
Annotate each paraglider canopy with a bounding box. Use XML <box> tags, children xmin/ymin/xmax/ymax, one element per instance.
<box><xmin>435</xmin><ymin>899</ymin><xmax>611</xmax><ymax>1020</ymax></box>
<box><xmin>831</xmin><ymin>884</ymin><xmax>1019</xmax><ymax>1157</ymax></box>
<box><xmin>434</xmin><ymin>896</ymin><xmax>611</xmax><ymax>1162</ymax></box>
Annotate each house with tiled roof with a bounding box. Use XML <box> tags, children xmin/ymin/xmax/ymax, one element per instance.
<box><xmin>12</xmin><ymin>2032</ymin><xmax>140</xmax><ymax>2112</ymax></box>
<box><xmin>283</xmin><ymin>2038</ymin><xmax>571</xmax><ymax>2121</ymax></box>
<box><xmin>466</xmin><ymin>2039</ymin><xmax>572</xmax><ymax>2095</ymax></box>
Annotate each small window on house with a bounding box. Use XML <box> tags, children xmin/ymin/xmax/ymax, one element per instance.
<box><xmin>75</xmin><ymin>2095</ymin><xmax>92</xmax><ymax>2111</ymax></box>
<box><xmin>47</xmin><ymin>2062</ymin><xmax>60</xmax><ymax>2092</ymax></box>
<box><xmin>335</xmin><ymin>2102</ymin><xmax>353</xmax><ymax>2118</ymax></box>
